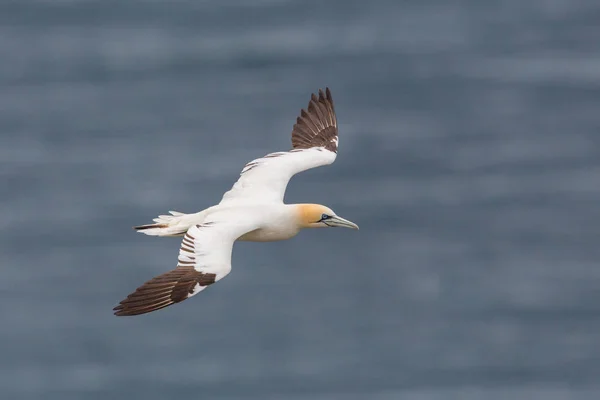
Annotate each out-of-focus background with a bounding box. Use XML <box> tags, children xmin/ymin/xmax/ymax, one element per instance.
<box><xmin>1</xmin><ymin>0</ymin><xmax>599</xmax><ymax>399</ymax></box>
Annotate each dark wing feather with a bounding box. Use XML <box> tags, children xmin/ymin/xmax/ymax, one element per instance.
<box><xmin>113</xmin><ymin>265</ymin><xmax>216</xmax><ymax>316</ymax></box>
<box><xmin>291</xmin><ymin>87</ymin><xmax>338</xmax><ymax>153</ymax></box>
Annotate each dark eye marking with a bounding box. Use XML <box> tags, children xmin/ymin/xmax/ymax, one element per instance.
<box><xmin>318</xmin><ymin>214</ymin><xmax>331</xmax><ymax>222</ymax></box>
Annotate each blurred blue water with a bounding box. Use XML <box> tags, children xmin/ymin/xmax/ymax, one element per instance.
<box><xmin>1</xmin><ymin>1</ymin><xmax>600</xmax><ymax>399</ymax></box>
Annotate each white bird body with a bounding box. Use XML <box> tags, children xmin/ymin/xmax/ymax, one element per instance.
<box><xmin>236</xmin><ymin>205</ymin><xmax>303</xmax><ymax>242</ymax></box>
<box><xmin>114</xmin><ymin>88</ymin><xmax>358</xmax><ymax>316</ymax></box>
<box><xmin>146</xmin><ymin>204</ymin><xmax>303</xmax><ymax>241</ymax></box>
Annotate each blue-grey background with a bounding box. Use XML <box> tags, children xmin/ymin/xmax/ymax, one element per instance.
<box><xmin>1</xmin><ymin>1</ymin><xmax>599</xmax><ymax>399</ymax></box>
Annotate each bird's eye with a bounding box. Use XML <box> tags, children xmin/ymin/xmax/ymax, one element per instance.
<box><xmin>321</xmin><ymin>214</ymin><xmax>330</xmax><ymax>221</ymax></box>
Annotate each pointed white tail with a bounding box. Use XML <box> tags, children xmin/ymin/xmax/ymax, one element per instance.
<box><xmin>134</xmin><ymin>208</ymin><xmax>214</xmax><ymax>237</ymax></box>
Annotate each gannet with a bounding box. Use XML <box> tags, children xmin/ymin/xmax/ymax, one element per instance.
<box><xmin>113</xmin><ymin>88</ymin><xmax>358</xmax><ymax>316</ymax></box>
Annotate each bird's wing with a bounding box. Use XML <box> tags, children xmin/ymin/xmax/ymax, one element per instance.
<box><xmin>114</xmin><ymin>210</ymin><xmax>261</xmax><ymax>316</ymax></box>
<box><xmin>219</xmin><ymin>87</ymin><xmax>339</xmax><ymax>206</ymax></box>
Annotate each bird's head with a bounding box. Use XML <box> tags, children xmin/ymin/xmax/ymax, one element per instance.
<box><xmin>296</xmin><ymin>204</ymin><xmax>359</xmax><ymax>230</ymax></box>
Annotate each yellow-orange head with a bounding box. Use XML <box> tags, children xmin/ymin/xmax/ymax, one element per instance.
<box><xmin>294</xmin><ymin>204</ymin><xmax>359</xmax><ymax>230</ymax></box>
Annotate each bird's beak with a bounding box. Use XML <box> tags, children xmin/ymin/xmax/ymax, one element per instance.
<box><xmin>328</xmin><ymin>215</ymin><xmax>359</xmax><ymax>230</ymax></box>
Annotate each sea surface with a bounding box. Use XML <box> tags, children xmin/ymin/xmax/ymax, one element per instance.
<box><xmin>1</xmin><ymin>1</ymin><xmax>599</xmax><ymax>399</ymax></box>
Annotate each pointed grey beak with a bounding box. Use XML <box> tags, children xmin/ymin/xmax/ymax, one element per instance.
<box><xmin>328</xmin><ymin>215</ymin><xmax>359</xmax><ymax>230</ymax></box>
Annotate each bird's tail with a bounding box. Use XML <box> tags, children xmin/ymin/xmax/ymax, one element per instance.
<box><xmin>133</xmin><ymin>210</ymin><xmax>201</xmax><ymax>237</ymax></box>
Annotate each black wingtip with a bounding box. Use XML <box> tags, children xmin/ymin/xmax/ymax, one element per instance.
<box><xmin>290</xmin><ymin>87</ymin><xmax>338</xmax><ymax>152</ymax></box>
<box><xmin>133</xmin><ymin>223</ymin><xmax>167</xmax><ymax>231</ymax></box>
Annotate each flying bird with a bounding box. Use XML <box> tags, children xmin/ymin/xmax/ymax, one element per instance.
<box><xmin>113</xmin><ymin>88</ymin><xmax>358</xmax><ymax>316</ymax></box>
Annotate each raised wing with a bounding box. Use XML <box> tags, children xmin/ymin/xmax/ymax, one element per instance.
<box><xmin>113</xmin><ymin>211</ymin><xmax>261</xmax><ymax>316</ymax></box>
<box><xmin>219</xmin><ymin>88</ymin><xmax>338</xmax><ymax>206</ymax></box>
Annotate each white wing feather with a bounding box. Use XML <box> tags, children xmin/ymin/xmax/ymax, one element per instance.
<box><xmin>219</xmin><ymin>148</ymin><xmax>336</xmax><ymax>205</ymax></box>
<box><xmin>176</xmin><ymin>210</ymin><xmax>262</xmax><ymax>277</ymax></box>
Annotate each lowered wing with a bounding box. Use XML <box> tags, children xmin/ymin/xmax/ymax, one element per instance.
<box><xmin>114</xmin><ymin>211</ymin><xmax>262</xmax><ymax>316</ymax></box>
